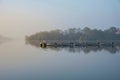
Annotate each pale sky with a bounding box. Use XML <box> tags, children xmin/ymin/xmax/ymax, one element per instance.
<box><xmin>0</xmin><ymin>0</ymin><xmax>120</xmax><ymax>38</ymax></box>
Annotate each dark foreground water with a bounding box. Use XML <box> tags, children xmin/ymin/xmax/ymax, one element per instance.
<box><xmin>0</xmin><ymin>40</ymin><xmax>120</xmax><ymax>80</ymax></box>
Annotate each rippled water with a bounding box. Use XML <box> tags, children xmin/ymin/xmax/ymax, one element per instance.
<box><xmin>0</xmin><ymin>40</ymin><xmax>120</xmax><ymax>80</ymax></box>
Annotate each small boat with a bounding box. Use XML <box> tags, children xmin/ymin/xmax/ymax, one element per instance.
<box><xmin>40</xmin><ymin>42</ymin><xmax>47</xmax><ymax>48</ymax></box>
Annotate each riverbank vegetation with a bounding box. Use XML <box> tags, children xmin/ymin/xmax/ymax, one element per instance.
<box><xmin>26</xmin><ymin>27</ymin><xmax>120</xmax><ymax>42</ymax></box>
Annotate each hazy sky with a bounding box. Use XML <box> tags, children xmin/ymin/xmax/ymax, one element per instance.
<box><xmin>0</xmin><ymin>0</ymin><xmax>120</xmax><ymax>38</ymax></box>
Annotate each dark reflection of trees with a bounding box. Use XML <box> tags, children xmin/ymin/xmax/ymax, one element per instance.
<box><xmin>26</xmin><ymin>40</ymin><xmax>120</xmax><ymax>54</ymax></box>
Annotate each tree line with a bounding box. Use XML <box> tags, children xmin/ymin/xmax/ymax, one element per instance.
<box><xmin>26</xmin><ymin>27</ymin><xmax>120</xmax><ymax>42</ymax></box>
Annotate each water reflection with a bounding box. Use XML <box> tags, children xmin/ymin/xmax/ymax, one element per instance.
<box><xmin>26</xmin><ymin>40</ymin><xmax>120</xmax><ymax>54</ymax></box>
<box><xmin>0</xmin><ymin>40</ymin><xmax>119</xmax><ymax>80</ymax></box>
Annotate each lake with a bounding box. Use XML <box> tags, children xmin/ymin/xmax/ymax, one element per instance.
<box><xmin>0</xmin><ymin>40</ymin><xmax>120</xmax><ymax>80</ymax></box>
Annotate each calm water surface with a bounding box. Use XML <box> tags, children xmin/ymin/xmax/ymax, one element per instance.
<box><xmin>0</xmin><ymin>40</ymin><xmax>120</xmax><ymax>80</ymax></box>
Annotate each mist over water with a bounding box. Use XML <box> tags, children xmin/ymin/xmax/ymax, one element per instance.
<box><xmin>0</xmin><ymin>0</ymin><xmax>120</xmax><ymax>79</ymax></box>
<box><xmin>0</xmin><ymin>40</ymin><xmax>119</xmax><ymax>80</ymax></box>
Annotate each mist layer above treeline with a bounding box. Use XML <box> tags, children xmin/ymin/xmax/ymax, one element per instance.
<box><xmin>26</xmin><ymin>27</ymin><xmax>120</xmax><ymax>42</ymax></box>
